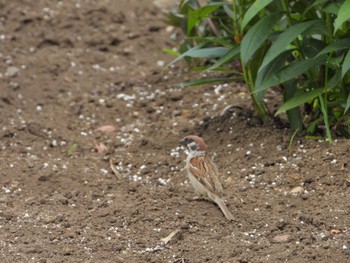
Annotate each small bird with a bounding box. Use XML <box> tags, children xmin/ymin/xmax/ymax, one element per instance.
<box><xmin>179</xmin><ymin>135</ymin><xmax>234</xmax><ymax>221</ymax></box>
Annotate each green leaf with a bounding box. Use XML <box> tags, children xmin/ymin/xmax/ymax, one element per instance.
<box><xmin>187</xmin><ymin>4</ymin><xmax>222</xmax><ymax>34</ymax></box>
<box><xmin>192</xmin><ymin>66</ymin><xmax>240</xmax><ymax>73</ymax></box>
<box><xmin>175</xmin><ymin>77</ymin><xmax>236</xmax><ymax>87</ymax></box>
<box><xmin>342</xmin><ymin>49</ymin><xmax>350</xmax><ymax>78</ymax></box>
<box><xmin>67</xmin><ymin>143</ymin><xmax>78</xmax><ymax>156</ymax></box>
<box><xmin>260</xmin><ymin>20</ymin><xmax>323</xmax><ymax>70</ymax></box>
<box><xmin>316</xmin><ymin>38</ymin><xmax>350</xmax><ymax>57</ymax></box>
<box><xmin>241</xmin><ymin>13</ymin><xmax>280</xmax><ymax>65</ymax></box>
<box><xmin>304</xmin><ymin>0</ymin><xmax>328</xmax><ymax>15</ymax></box>
<box><xmin>165</xmin><ymin>42</ymin><xmax>205</xmax><ymax>68</ymax></box>
<box><xmin>206</xmin><ymin>45</ymin><xmax>240</xmax><ymax>71</ymax></box>
<box><xmin>223</xmin><ymin>4</ymin><xmax>234</xmax><ymax>18</ymax></box>
<box><xmin>334</xmin><ymin>0</ymin><xmax>350</xmax><ymax>34</ymax></box>
<box><xmin>301</xmin><ymin>38</ymin><xmax>325</xmax><ymax>58</ymax></box>
<box><xmin>165</xmin><ymin>42</ymin><xmax>230</xmax><ymax>69</ymax></box>
<box><xmin>187</xmin><ymin>9</ymin><xmax>198</xmax><ymax>35</ymax></box>
<box><xmin>276</xmin><ymin>89</ymin><xmax>325</xmax><ymax>115</ymax></box>
<box><xmin>323</xmin><ymin>2</ymin><xmax>341</xmax><ymax>15</ymax></box>
<box><xmin>344</xmin><ymin>94</ymin><xmax>350</xmax><ymax>114</ymax></box>
<box><xmin>275</xmin><ymin>71</ymin><xmax>341</xmax><ymax>116</ymax></box>
<box><xmin>306</xmin><ymin>116</ymin><xmax>323</xmax><ymax>135</ymax></box>
<box><xmin>301</xmin><ymin>20</ymin><xmax>330</xmax><ymax>37</ymax></box>
<box><xmin>326</xmin><ymin>70</ymin><xmax>342</xmax><ymax>90</ymax></box>
<box><xmin>259</xmin><ymin>55</ymin><xmax>327</xmax><ymax>92</ymax></box>
<box><xmin>255</xmin><ymin>51</ymin><xmax>291</xmax><ymax>100</ymax></box>
<box><xmin>241</xmin><ymin>0</ymin><xmax>274</xmax><ymax>30</ymax></box>
<box><xmin>188</xmin><ymin>36</ymin><xmax>234</xmax><ymax>47</ymax></box>
<box><xmin>305</xmin><ymin>135</ymin><xmax>323</xmax><ymax>140</ymax></box>
<box><xmin>163</xmin><ymin>48</ymin><xmax>180</xmax><ymax>56</ymax></box>
<box><xmin>184</xmin><ymin>47</ymin><xmax>229</xmax><ymax>58</ymax></box>
<box><xmin>165</xmin><ymin>12</ymin><xmax>185</xmax><ymax>28</ymax></box>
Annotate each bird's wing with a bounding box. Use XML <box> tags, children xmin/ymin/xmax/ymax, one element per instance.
<box><xmin>189</xmin><ymin>155</ymin><xmax>223</xmax><ymax>195</ymax></box>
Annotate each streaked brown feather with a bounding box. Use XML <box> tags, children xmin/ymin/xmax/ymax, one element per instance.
<box><xmin>189</xmin><ymin>155</ymin><xmax>223</xmax><ymax>195</ymax></box>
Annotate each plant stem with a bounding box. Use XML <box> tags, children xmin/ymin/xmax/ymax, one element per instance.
<box><xmin>319</xmin><ymin>94</ymin><xmax>332</xmax><ymax>143</ymax></box>
<box><xmin>241</xmin><ymin>63</ymin><xmax>267</xmax><ymax>119</ymax></box>
<box><xmin>232</xmin><ymin>0</ymin><xmax>240</xmax><ymax>39</ymax></box>
<box><xmin>288</xmin><ymin>128</ymin><xmax>300</xmax><ymax>156</ymax></box>
<box><xmin>237</xmin><ymin>0</ymin><xmax>266</xmax><ymax>119</ymax></box>
<box><xmin>281</xmin><ymin>0</ymin><xmax>305</xmax><ymax>60</ymax></box>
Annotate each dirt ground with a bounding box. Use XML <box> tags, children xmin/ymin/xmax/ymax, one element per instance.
<box><xmin>1</xmin><ymin>1</ymin><xmax>350</xmax><ymax>262</ymax></box>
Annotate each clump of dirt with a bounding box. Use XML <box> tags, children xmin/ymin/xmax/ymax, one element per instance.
<box><xmin>0</xmin><ymin>0</ymin><xmax>350</xmax><ymax>262</ymax></box>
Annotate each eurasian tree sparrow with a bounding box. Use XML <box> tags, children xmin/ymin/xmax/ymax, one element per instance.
<box><xmin>179</xmin><ymin>135</ymin><xmax>234</xmax><ymax>221</ymax></box>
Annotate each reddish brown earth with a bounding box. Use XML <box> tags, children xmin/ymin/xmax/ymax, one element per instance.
<box><xmin>1</xmin><ymin>1</ymin><xmax>350</xmax><ymax>262</ymax></box>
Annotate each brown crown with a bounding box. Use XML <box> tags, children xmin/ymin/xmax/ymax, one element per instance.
<box><xmin>183</xmin><ymin>135</ymin><xmax>208</xmax><ymax>151</ymax></box>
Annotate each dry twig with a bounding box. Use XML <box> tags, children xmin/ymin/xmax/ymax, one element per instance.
<box><xmin>160</xmin><ymin>229</ymin><xmax>180</xmax><ymax>245</ymax></box>
<box><xmin>109</xmin><ymin>159</ymin><xmax>123</xmax><ymax>179</ymax></box>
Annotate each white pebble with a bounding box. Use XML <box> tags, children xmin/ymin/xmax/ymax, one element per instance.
<box><xmin>157</xmin><ymin>60</ymin><xmax>165</xmax><ymax>67</ymax></box>
<box><xmin>92</xmin><ymin>64</ymin><xmax>101</xmax><ymax>70</ymax></box>
<box><xmin>100</xmin><ymin>169</ymin><xmax>108</xmax><ymax>175</ymax></box>
<box><xmin>158</xmin><ymin>178</ymin><xmax>167</xmax><ymax>185</ymax></box>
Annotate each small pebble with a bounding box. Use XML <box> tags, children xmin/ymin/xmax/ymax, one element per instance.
<box><xmin>273</xmin><ymin>234</ymin><xmax>291</xmax><ymax>243</ymax></box>
<box><xmin>289</xmin><ymin>186</ymin><xmax>304</xmax><ymax>194</ymax></box>
<box><xmin>5</xmin><ymin>66</ymin><xmax>19</xmax><ymax>77</ymax></box>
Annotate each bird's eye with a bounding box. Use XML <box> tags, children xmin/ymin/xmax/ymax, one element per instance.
<box><xmin>188</xmin><ymin>141</ymin><xmax>198</xmax><ymax>151</ymax></box>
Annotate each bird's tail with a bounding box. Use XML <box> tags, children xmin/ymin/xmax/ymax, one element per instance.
<box><xmin>213</xmin><ymin>195</ymin><xmax>234</xmax><ymax>221</ymax></box>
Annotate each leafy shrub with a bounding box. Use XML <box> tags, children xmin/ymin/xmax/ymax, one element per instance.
<box><xmin>166</xmin><ymin>0</ymin><xmax>350</xmax><ymax>142</ymax></box>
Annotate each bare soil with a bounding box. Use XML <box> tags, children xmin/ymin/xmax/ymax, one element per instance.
<box><xmin>1</xmin><ymin>1</ymin><xmax>350</xmax><ymax>262</ymax></box>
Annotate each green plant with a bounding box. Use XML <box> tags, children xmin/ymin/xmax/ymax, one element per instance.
<box><xmin>166</xmin><ymin>0</ymin><xmax>350</xmax><ymax>141</ymax></box>
<box><xmin>67</xmin><ymin>143</ymin><xmax>78</xmax><ymax>157</ymax></box>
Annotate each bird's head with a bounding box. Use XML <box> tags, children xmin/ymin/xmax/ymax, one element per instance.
<box><xmin>179</xmin><ymin>135</ymin><xmax>208</xmax><ymax>153</ymax></box>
